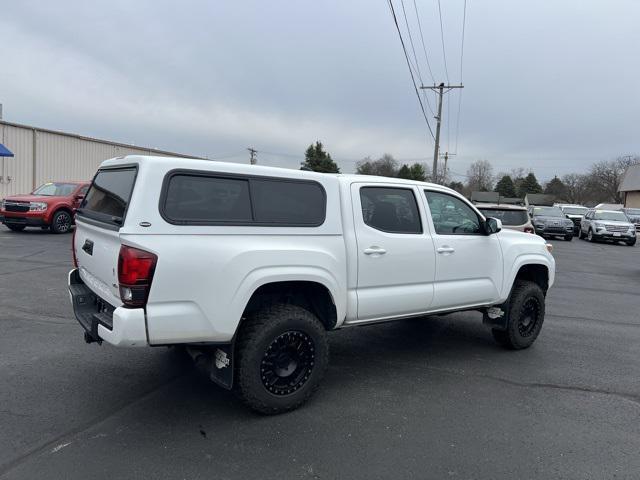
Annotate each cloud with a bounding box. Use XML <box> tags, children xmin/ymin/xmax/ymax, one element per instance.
<box><xmin>1</xmin><ymin>0</ymin><xmax>639</xmax><ymax>178</ymax></box>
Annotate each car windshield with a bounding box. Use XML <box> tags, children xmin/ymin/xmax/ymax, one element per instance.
<box><xmin>594</xmin><ymin>210</ymin><xmax>628</xmax><ymax>221</ymax></box>
<box><xmin>562</xmin><ymin>207</ymin><xmax>588</xmax><ymax>215</ymax></box>
<box><xmin>532</xmin><ymin>207</ymin><xmax>564</xmax><ymax>217</ymax></box>
<box><xmin>624</xmin><ymin>208</ymin><xmax>640</xmax><ymax>215</ymax></box>
<box><xmin>32</xmin><ymin>183</ymin><xmax>77</xmax><ymax>196</ymax></box>
<box><xmin>479</xmin><ymin>208</ymin><xmax>528</xmax><ymax>226</ymax></box>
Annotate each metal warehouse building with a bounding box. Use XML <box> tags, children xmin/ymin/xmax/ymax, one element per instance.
<box><xmin>0</xmin><ymin>120</ymin><xmax>199</xmax><ymax>199</ymax></box>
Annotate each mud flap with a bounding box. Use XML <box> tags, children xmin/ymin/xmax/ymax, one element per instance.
<box><xmin>209</xmin><ymin>344</ymin><xmax>234</xmax><ymax>390</ymax></box>
<box><xmin>483</xmin><ymin>306</ymin><xmax>508</xmax><ymax>330</ymax></box>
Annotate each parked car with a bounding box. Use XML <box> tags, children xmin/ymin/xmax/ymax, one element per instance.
<box><xmin>557</xmin><ymin>204</ymin><xmax>588</xmax><ymax>236</ymax></box>
<box><xmin>579</xmin><ymin>209</ymin><xmax>636</xmax><ymax>246</ymax></box>
<box><xmin>1</xmin><ymin>181</ymin><xmax>89</xmax><ymax>233</ymax></box>
<box><xmin>69</xmin><ymin>156</ymin><xmax>555</xmax><ymax>414</ymax></box>
<box><xmin>621</xmin><ymin>208</ymin><xmax>640</xmax><ymax>233</ymax></box>
<box><xmin>476</xmin><ymin>203</ymin><xmax>534</xmax><ymax>233</ymax></box>
<box><xmin>529</xmin><ymin>206</ymin><xmax>575</xmax><ymax>241</ymax></box>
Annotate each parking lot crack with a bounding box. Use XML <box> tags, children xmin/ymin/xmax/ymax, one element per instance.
<box><xmin>426</xmin><ymin>366</ymin><xmax>640</xmax><ymax>408</ymax></box>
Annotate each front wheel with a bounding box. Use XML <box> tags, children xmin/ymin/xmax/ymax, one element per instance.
<box><xmin>50</xmin><ymin>210</ymin><xmax>72</xmax><ymax>234</ymax></box>
<box><xmin>235</xmin><ymin>303</ymin><xmax>329</xmax><ymax>414</ymax></box>
<box><xmin>627</xmin><ymin>238</ymin><xmax>637</xmax><ymax>246</ymax></box>
<box><xmin>564</xmin><ymin>234</ymin><xmax>573</xmax><ymax>241</ymax></box>
<box><xmin>492</xmin><ymin>280</ymin><xmax>545</xmax><ymax>350</ymax></box>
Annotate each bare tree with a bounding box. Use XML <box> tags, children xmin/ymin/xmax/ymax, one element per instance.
<box><xmin>466</xmin><ymin>160</ymin><xmax>494</xmax><ymax>192</ymax></box>
<box><xmin>561</xmin><ymin>173</ymin><xmax>590</xmax><ymax>204</ymax></box>
<box><xmin>586</xmin><ymin>155</ymin><xmax>639</xmax><ymax>203</ymax></box>
<box><xmin>356</xmin><ymin>154</ymin><xmax>398</xmax><ymax>178</ymax></box>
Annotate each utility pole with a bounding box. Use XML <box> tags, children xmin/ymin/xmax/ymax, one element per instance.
<box><xmin>440</xmin><ymin>151</ymin><xmax>456</xmax><ymax>183</ymax></box>
<box><xmin>420</xmin><ymin>83</ymin><xmax>464</xmax><ymax>183</ymax></box>
<box><xmin>247</xmin><ymin>147</ymin><xmax>257</xmax><ymax>165</ymax></box>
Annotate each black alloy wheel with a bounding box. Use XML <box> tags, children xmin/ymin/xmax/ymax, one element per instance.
<box><xmin>260</xmin><ymin>331</ymin><xmax>315</xmax><ymax>396</ymax></box>
<box><xmin>517</xmin><ymin>297</ymin><xmax>542</xmax><ymax>338</ymax></box>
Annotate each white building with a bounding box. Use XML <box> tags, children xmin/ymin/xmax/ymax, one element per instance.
<box><xmin>0</xmin><ymin>120</ymin><xmax>201</xmax><ymax>198</ymax></box>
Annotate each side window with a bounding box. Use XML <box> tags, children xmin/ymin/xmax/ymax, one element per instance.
<box><xmin>163</xmin><ymin>175</ymin><xmax>252</xmax><ymax>223</ymax></box>
<box><xmin>251</xmin><ymin>178</ymin><xmax>325</xmax><ymax>225</ymax></box>
<box><xmin>424</xmin><ymin>190</ymin><xmax>482</xmax><ymax>235</ymax></box>
<box><xmin>360</xmin><ymin>187</ymin><xmax>422</xmax><ymax>234</ymax></box>
<box><xmin>161</xmin><ymin>172</ymin><xmax>327</xmax><ymax>226</ymax></box>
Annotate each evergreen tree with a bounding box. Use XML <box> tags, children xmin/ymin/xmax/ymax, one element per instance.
<box><xmin>300</xmin><ymin>141</ymin><xmax>340</xmax><ymax>173</ymax></box>
<box><xmin>447</xmin><ymin>181</ymin><xmax>465</xmax><ymax>194</ymax></box>
<box><xmin>494</xmin><ymin>175</ymin><xmax>517</xmax><ymax>197</ymax></box>
<box><xmin>544</xmin><ymin>176</ymin><xmax>567</xmax><ymax>199</ymax></box>
<box><xmin>408</xmin><ymin>163</ymin><xmax>427</xmax><ymax>181</ymax></box>
<box><xmin>397</xmin><ymin>164</ymin><xmax>412</xmax><ymax>179</ymax></box>
<box><xmin>517</xmin><ymin>172</ymin><xmax>543</xmax><ymax>197</ymax></box>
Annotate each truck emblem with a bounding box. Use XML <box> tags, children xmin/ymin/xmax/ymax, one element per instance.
<box><xmin>214</xmin><ymin>349</ymin><xmax>230</xmax><ymax>369</ymax></box>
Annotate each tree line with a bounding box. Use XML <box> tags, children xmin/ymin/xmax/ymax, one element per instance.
<box><xmin>299</xmin><ymin>141</ymin><xmax>638</xmax><ymax>205</ymax></box>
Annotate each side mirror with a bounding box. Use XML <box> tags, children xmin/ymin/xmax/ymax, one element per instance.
<box><xmin>485</xmin><ymin>217</ymin><xmax>502</xmax><ymax>235</ymax></box>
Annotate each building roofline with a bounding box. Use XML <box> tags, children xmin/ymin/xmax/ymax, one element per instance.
<box><xmin>0</xmin><ymin>119</ymin><xmax>204</xmax><ymax>159</ymax></box>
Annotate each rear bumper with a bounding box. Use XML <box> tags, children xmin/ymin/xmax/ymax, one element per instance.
<box><xmin>68</xmin><ymin>269</ymin><xmax>148</xmax><ymax>347</ymax></box>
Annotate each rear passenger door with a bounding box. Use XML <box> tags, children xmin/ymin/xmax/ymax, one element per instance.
<box><xmin>351</xmin><ymin>184</ymin><xmax>436</xmax><ymax>321</ymax></box>
<box><xmin>423</xmin><ymin>190</ymin><xmax>503</xmax><ymax>310</ymax></box>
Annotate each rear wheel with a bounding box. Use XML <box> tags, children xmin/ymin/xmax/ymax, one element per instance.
<box><xmin>587</xmin><ymin>228</ymin><xmax>595</xmax><ymax>242</ymax></box>
<box><xmin>578</xmin><ymin>229</ymin><xmax>585</xmax><ymax>239</ymax></box>
<box><xmin>50</xmin><ymin>210</ymin><xmax>72</xmax><ymax>234</ymax></box>
<box><xmin>235</xmin><ymin>303</ymin><xmax>329</xmax><ymax>414</ymax></box>
<box><xmin>5</xmin><ymin>224</ymin><xmax>26</xmax><ymax>232</ymax></box>
<box><xmin>492</xmin><ymin>280</ymin><xmax>545</xmax><ymax>350</ymax></box>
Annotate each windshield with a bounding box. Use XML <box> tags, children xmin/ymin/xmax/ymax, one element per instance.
<box><xmin>624</xmin><ymin>208</ymin><xmax>640</xmax><ymax>215</ymax></box>
<box><xmin>32</xmin><ymin>183</ymin><xmax>77</xmax><ymax>196</ymax></box>
<box><xmin>562</xmin><ymin>207</ymin><xmax>588</xmax><ymax>215</ymax></box>
<box><xmin>532</xmin><ymin>207</ymin><xmax>564</xmax><ymax>217</ymax></box>
<box><xmin>594</xmin><ymin>211</ymin><xmax>628</xmax><ymax>221</ymax></box>
<box><xmin>479</xmin><ymin>208</ymin><xmax>528</xmax><ymax>226</ymax></box>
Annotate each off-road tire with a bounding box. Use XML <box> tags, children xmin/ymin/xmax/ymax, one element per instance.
<box><xmin>6</xmin><ymin>224</ymin><xmax>26</xmax><ymax>232</ymax></box>
<box><xmin>50</xmin><ymin>210</ymin><xmax>72</xmax><ymax>234</ymax></box>
<box><xmin>564</xmin><ymin>234</ymin><xmax>573</xmax><ymax>241</ymax></box>
<box><xmin>235</xmin><ymin>303</ymin><xmax>329</xmax><ymax>414</ymax></box>
<box><xmin>492</xmin><ymin>280</ymin><xmax>545</xmax><ymax>350</ymax></box>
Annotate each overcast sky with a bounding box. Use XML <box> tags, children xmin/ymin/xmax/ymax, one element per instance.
<box><xmin>1</xmin><ymin>0</ymin><xmax>639</xmax><ymax>181</ymax></box>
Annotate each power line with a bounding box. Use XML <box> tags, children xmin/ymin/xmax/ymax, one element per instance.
<box><xmin>411</xmin><ymin>0</ymin><xmax>436</xmax><ymax>84</ymax></box>
<box><xmin>454</xmin><ymin>0</ymin><xmax>468</xmax><ymax>154</ymax></box>
<box><xmin>398</xmin><ymin>0</ymin><xmax>435</xmax><ymax>116</ymax></box>
<box><xmin>386</xmin><ymin>0</ymin><xmax>435</xmax><ymax>141</ymax></box>
<box><xmin>436</xmin><ymin>0</ymin><xmax>450</xmax><ymax>84</ymax></box>
<box><xmin>459</xmin><ymin>0</ymin><xmax>467</xmax><ymax>82</ymax></box>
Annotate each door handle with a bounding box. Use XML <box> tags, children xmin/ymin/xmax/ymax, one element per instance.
<box><xmin>363</xmin><ymin>246</ymin><xmax>387</xmax><ymax>255</ymax></box>
<box><xmin>436</xmin><ymin>246</ymin><xmax>455</xmax><ymax>254</ymax></box>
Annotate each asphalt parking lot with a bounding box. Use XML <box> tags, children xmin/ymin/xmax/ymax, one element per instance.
<box><xmin>1</xmin><ymin>230</ymin><xmax>639</xmax><ymax>479</ymax></box>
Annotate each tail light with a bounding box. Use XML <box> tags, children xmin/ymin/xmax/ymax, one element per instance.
<box><xmin>524</xmin><ymin>227</ymin><xmax>535</xmax><ymax>234</ymax></box>
<box><xmin>118</xmin><ymin>245</ymin><xmax>157</xmax><ymax>308</ymax></box>
<box><xmin>72</xmin><ymin>228</ymin><xmax>78</xmax><ymax>268</ymax></box>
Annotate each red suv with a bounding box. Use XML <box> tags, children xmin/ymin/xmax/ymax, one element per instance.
<box><xmin>1</xmin><ymin>181</ymin><xmax>90</xmax><ymax>234</ymax></box>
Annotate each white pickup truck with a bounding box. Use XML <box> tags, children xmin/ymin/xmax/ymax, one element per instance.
<box><xmin>69</xmin><ymin>156</ymin><xmax>555</xmax><ymax>414</ymax></box>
